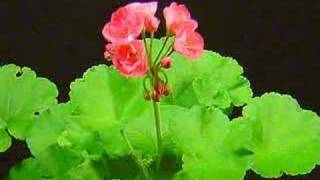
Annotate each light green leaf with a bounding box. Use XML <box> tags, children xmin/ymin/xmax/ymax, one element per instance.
<box><xmin>27</xmin><ymin>101</ymin><xmax>105</xmax><ymax>158</ymax></box>
<box><xmin>124</xmin><ymin>105</ymin><xmax>157</xmax><ymax>160</ymax></box>
<box><xmin>124</xmin><ymin>105</ymin><xmax>177</xmax><ymax>162</ymax></box>
<box><xmin>0</xmin><ymin>64</ymin><xmax>58</xmax><ymax>141</ymax></box>
<box><xmin>9</xmin><ymin>158</ymin><xmax>42</xmax><ymax>180</ymax></box>
<box><xmin>60</xmin><ymin>118</ymin><xmax>105</xmax><ymax>157</ymax></box>
<box><xmin>35</xmin><ymin>145</ymin><xmax>83</xmax><ymax>178</ymax></box>
<box><xmin>27</xmin><ymin>103</ymin><xmax>72</xmax><ymax>156</ymax></box>
<box><xmin>69</xmin><ymin>65</ymin><xmax>149</xmax><ymax>157</ymax></box>
<box><xmin>242</xmin><ymin>92</ymin><xmax>320</xmax><ymax>177</ymax></box>
<box><xmin>169</xmin><ymin>106</ymin><xmax>252</xmax><ymax>180</ymax></box>
<box><xmin>193</xmin><ymin>76</ymin><xmax>251</xmax><ymax>109</ymax></box>
<box><xmin>149</xmin><ymin>38</ymin><xmax>252</xmax><ymax>109</ymax></box>
<box><xmin>0</xmin><ymin>128</ymin><xmax>11</xmax><ymax>152</ymax></box>
<box><xmin>67</xmin><ymin>159</ymin><xmax>104</xmax><ymax>180</ymax></box>
<box><xmin>9</xmin><ymin>145</ymin><xmax>104</xmax><ymax>180</ymax></box>
<box><xmin>68</xmin><ymin>65</ymin><xmax>176</xmax><ymax>163</ymax></box>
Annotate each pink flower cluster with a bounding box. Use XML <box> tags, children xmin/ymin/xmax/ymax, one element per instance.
<box><xmin>102</xmin><ymin>2</ymin><xmax>204</xmax><ymax>77</ymax></box>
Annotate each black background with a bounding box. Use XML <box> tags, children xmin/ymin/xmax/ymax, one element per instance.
<box><xmin>0</xmin><ymin>0</ymin><xmax>320</xmax><ymax>179</ymax></box>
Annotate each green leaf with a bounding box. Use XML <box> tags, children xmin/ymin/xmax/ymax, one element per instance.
<box><xmin>0</xmin><ymin>64</ymin><xmax>58</xmax><ymax>142</ymax></box>
<box><xmin>149</xmin><ymin>38</ymin><xmax>253</xmax><ymax>110</ymax></box>
<box><xmin>0</xmin><ymin>128</ymin><xmax>11</xmax><ymax>152</ymax></box>
<box><xmin>36</xmin><ymin>145</ymin><xmax>83</xmax><ymax>178</ymax></box>
<box><xmin>27</xmin><ymin>101</ymin><xmax>105</xmax><ymax>158</ymax></box>
<box><xmin>169</xmin><ymin>106</ymin><xmax>252</xmax><ymax>180</ymax></box>
<box><xmin>61</xmin><ymin>121</ymin><xmax>106</xmax><ymax>158</ymax></box>
<box><xmin>124</xmin><ymin>105</ymin><xmax>157</xmax><ymax>160</ymax></box>
<box><xmin>124</xmin><ymin>105</ymin><xmax>177</xmax><ymax>162</ymax></box>
<box><xmin>242</xmin><ymin>92</ymin><xmax>320</xmax><ymax>177</ymax></box>
<box><xmin>68</xmin><ymin>65</ymin><xmax>176</xmax><ymax>163</ymax></box>
<box><xmin>193</xmin><ymin>76</ymin><xmax>251</xmax><ymax>109</ymax></box>
<box><xmin>107</xmin><ymin>156</ymin><xmax>141</xmax><ymax>180</ymax></box>
<box><xmin>69</xmin><ymin>65</ymin><xmax>149</xmax><ymax>157</ymax></box>
<box><xmin>67</xmin><ymin>159</ymin><xmax>104</xmax><ymax>180</ymax></box>
<box><xmin>9</xmin><ymin>145</ymin><xmax>104</xmax><ymax>180</ymax></box>
<box><xmin>59</xmin><ymin>118</ymin><xmax>106</xmax><ymax>158</ymax></box>
<box><xmin>9</xmin><ymin>158</ymin><xmax>42</xmax><ymax>180</ymax></box>
<box><xmin>27</xmin><ymin>103</ymin><xmax>72</xmax><ymax>156</ymax></box>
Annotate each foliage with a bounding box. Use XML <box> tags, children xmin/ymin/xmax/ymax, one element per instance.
<box><xmin>0</xmin><ymin>64</ymin><xmax>57</xmax><ymax>152</ymax></box>
<box><xmin>1</xmin><ymin>40</ymin><xmax>320</xmax><ymax>180</ymax></box>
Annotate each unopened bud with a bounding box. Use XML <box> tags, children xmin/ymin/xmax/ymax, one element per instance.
<box><xmin>144</xmin><ymin>91</ymin><xmax>152</xmax><ymax>101</ymax></box>
<box><xmin>164</xmin><ymin>85</ymin><xmax>172</xmax><ymax>96</ymax></box>
<box><xmin>160</xmin><ymin>57</ymin><xmax>172</xmax><ymax>69</ymax></box>
<box><xmin>155</xmin><ymin>81</ymin><xmax>166</xmax><ymax>95</ymax></box>
<box><xmin>152</xmin><ymin>93</ymin><xmax>161</xmax><ymax>102</ymax></box>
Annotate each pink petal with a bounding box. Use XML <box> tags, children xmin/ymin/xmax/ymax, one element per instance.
<box><xmin>163</xmin><ymin>2</ymin><xmax>192</xmax><ymax>32</ymax></box>
<box><xmin>112</xmin><ymin>40</ymin><xmax>148</xmax><ymax>77</ymax></box>
<box><xmin>102</xmin><ymin>6</ymin><xmax>144</xmax><ymax>43</ymax></box>
<box><xmin>174</xmin><ymin>30</ymin><xmax>204</xmax><ymax>60</ymax></box>
<box><xmin>125</xmin><ymin>1</ymin><xmax>159</xmax><ymax>32</ymax></box>
<box><xmin>126</xmin><ymin>2</ymin><xmax>158</xmax><ymax>15</ymax></box>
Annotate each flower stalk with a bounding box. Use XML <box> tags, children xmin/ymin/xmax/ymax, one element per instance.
<box><xmin>153</xmin><ymin>100</ymin><xmax>162</xmax><ymax>172</ymax></box>
<box><xmin>101</xmin><ymin>1</ymin><xmax>205</xmax><ymax>177</ymax></box>
<box><xmin>143</xmin><ymin>33</ymin><xmax>164</xmax><ymax>173</ymax></box>
<box><xmin>154</xmin><ymin>36</ymin><xmax>170</xmax><ymax>65</ymax></box>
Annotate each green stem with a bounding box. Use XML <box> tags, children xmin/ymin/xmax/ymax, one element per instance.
<box><xmin>153</xmin><ymin>100</ymin><xmax>162</xmax><ymax>172</ymax></box>
<box><xmin>121</xmin><ymin>130</ymin><xmax>151</xmax><ymax>180</ymax></box>
<box><xmin>154</xmin><ymin>36</ymin><xmax>169</xmax><ymax>65</ymax></box>
<box><xmin>162</xmin><ymin>39</ymin><xmax>175</xmax><ymax>58</ymax></box>
<box><xmin>142</xmin><ymin>30</ymin><xmax>151</xmax><ymax>66</ymax></box>
<box><xmin>166</xmin><ymin>49</ymin><xmax>174</xmax><ymax>57</ymax></box>
<box><xmin>150</xmin><ymin>32</ymin><xmax>154</xmax><ymax>62</ymax></box>
<box><xmin>156</xmin><ymin>38</ymin><xmax>175</xmax><ymax>68</ymax></box>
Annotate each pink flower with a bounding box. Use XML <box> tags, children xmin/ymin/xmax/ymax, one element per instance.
<box><xmin>174</xmin><ymin>30</ymin><xmax>204</xmax><ymax>60</ymax></box>
<box><xmin>126</xmin><ymin>2</ymin><xmax>160</xmax><ymax>32</ymax></box>
<box><xmin>102</xmin><ymin>7</ymin><xmax>144</xmax><ymax>43</ymax></box>
<box><xmin>170</xmin><ymin>20</ymin><xmax>198</xmax><ymax>36</ymax></box>
<box><xmin>160</xmin><ymin>57</ymin><xmax>172</xmax><ymax>68</ymax></box>
<box><xmin>112</xmin><ymin>40</ymin><xmax>148</xmax><ymax>77</ymax></box>
<box><xmin>163</xmin><ymin>2</ymin><xmax>197</xmax><ymax>35</ymax></box>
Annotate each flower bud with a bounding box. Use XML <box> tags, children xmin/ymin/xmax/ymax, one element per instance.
<box><xmin>155</xmin><ymin>81</ymin><xmax>166</xmax><ymax>95</ymax></box>
<box><xmin>160</xmin><ymin>57</ymin><xmax>172</xmax><ymax>69</ymax></box>
<box><xmin>144</xmin><ymin>91</ymin><xmax>153</xmax><ymax>101</ymax></box>
<box><xmin>152</xmin><ymin>93</ymin><xmax>161</xmax><ymax>102</ymax></box>
<box><xmin>164</xmin><ymin>85</ymin><xmax>172</xmax><ymax>96</ymax></box>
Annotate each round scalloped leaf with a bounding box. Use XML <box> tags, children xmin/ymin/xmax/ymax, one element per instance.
<box><xmin>124</xmin><ymin>105</ymin><xmax>157</xmax><ymax>160</ymax></box>
<box><xmin>148</xmin><ymin>38</ymin><xmax>252</xmax><ymax>109</ymax></box>
<box><xmin>242</xmin><ymin>92</ymin><xmax>320</xmax><ymax>177</ymax></box>
<box><xmin>193</xmin><ymin>76</ymin><xmax>252</xmax><ymax>109</ymax></box>
<box><xmin>0</xmin><ymin>64</ymin><xmax>58</xmax><ymax>140</ymax></box>
<box><xmin>27</xmin><ymin>103</ymin><xmax>72</xmax><ymax>156</ymax></box>
<box><xmin>169</xmin><ymin>106</ymin><xmax>253</xmax><ymax>180</ymax></box>
<box><xmin>0</xmin><ymin>128</ymin><xmax>11</xmax><ymax>152</ymax></box>
<box><xmin>34</xmin><ymin>145</ymin><xmax>83</xmax><ymax>178</ymax></box>
<box><xmin>124</xmin><ymin>105</ymin><xmax>178</xmax><ymax>162</ymax></box>
<box><xmin>9</xmin><ymin>158</ymin><xmax>42</xmax><ymax>180</ymax></box>
<box><xmin>9</xmin><ymin>145</ymin><xmax>103</xmax><ymax>180</ymax></box>
<box><xmin>69</xmin><ymin>65</ymin><xmax>149</xmax><ymax>157</ymax></box>
<box><xmin>67</xmin><ymin>159</ymin><xmax>104</xmax><ymax>180</ymax></box>
<box><xmin>27</xmin><ymin>102</ymin><xmax>105</xmax><ymax>158</ymax></box>
<box><xmin>60</xmin><ymin>119</ymin><xmax>106</xmax><ymax>157</ymax></box>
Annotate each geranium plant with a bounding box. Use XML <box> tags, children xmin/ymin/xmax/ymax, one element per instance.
<box><xmin>1</xmin><ymin>2</ymin><xmax>320</xmax><ymax>180</ymax></box>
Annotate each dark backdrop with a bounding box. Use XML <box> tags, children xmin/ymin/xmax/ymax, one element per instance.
<box><xmin>0</xmin><ymin>0</ymin><xmax>320</xmax><ymax>179</ymax></box>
